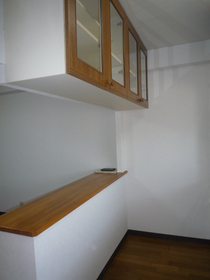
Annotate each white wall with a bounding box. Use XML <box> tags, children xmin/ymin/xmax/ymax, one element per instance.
<box><xmin>148</xmin><ymin>40</ymin><xmax>210</xmax><ymax>70</ymax></box>
<box><xmin>122</xmin><ymin>40</ymin><xmax>210</xmax><ymax>240</ymax></box>
<box><xmin>0</xmin><ymin>176</ymin><xmax>127</xmax><ymax>280</ymax></box>
<box><xmin>0</xmin><ymin>231</ymin><xmax>37</xmax><ymax>280</ymax></box>
<box><xmin>0</xmin><ymin>92</ymin><xmax>117</xmax><ymax>211</ymax></box>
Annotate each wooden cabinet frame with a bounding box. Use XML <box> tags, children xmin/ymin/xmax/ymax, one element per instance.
<box><xmin>126</xmin><ymin>19</ymin><xmax>148</xmax><ymax>107</ymax></box>
<box><xmin>140</xmin><ymin>47</ymin><xmax>148</xmax><ymax>105</ymax></box>
<box><xmin>109</xmin><ymin>0</ymin><xmax>127</xmax><ymax>97</ymax></box>
<box><xmin>65</xmin><ymin>0</ymin><xmax>106</xmax><ymax>87</ymax></box>
<box><xmin>65</xmin><ymin>0</ymin><xmax>148</xmax><ymax>108</ymax></box>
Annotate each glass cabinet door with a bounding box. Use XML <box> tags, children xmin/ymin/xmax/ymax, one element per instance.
<box><xmin>129</xmin><ymin>31</ymin><xmax>138</xmax><ymax>94</ymax></box>
<box><xmin>110</xmin><ymin>2</ymin><xmax>124</xmax><ymax>86</ymax></box>
<box><xmin>76</xmin><ymin>0</ymin><xmax>102</xmax><ymax>72</ymax></box>
<box><xmin>141</xmin><ymin>49</ymin><xmax>147</xmax><ymax>100</ymax></box>
<box><xmin>65</xmin><ymin>0</ymin><xmax>148</xmax><ymax>107</ymax></box>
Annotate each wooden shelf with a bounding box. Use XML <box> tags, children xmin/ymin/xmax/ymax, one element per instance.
<box><xmin>0</xmin><ymin>171</ymin><xmax>127</xmax><ymax>237</ymax></box>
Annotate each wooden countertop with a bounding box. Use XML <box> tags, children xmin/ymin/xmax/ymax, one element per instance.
<box><xmin>0</xmin><ymin>171</ymin><xmax>127</xmax><ymax>237</ymax></box>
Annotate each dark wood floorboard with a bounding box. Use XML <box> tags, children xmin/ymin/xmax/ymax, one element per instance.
<box><xmin>101</xmin><ymin>235</ymin><xmax>210</xmax><ymax>280</ymax></box>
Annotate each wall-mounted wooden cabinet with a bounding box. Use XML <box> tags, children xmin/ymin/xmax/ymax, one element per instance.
<box><xmin>65</xmin><ymin>0</ymin><xmax>148</xmax><ymax>108</ymax></box>
<box><xmin>3</xmin><ymin>0</ymin><xmax>147</xmax><ymax>110</ymax></box>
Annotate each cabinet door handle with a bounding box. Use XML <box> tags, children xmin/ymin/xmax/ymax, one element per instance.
<box><xmin>109</xmin><ymin>82</ymin><xmax>114</xmax><ymax>87</ymax></box>
<box><xmin>105</xmin><ymin>79</ymin><xmax>109</xmax><ymax>86</ymax></box>
<box><xmin>137</xmin><ymin>98</ymin><xmax>144</xmax><ymax>102</ymax></box>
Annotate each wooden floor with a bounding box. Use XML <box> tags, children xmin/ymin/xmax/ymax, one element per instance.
<box><xmin>101</xmin><ymin>234</ymin><xmax>210</xmax><ymax>280</ymax></box>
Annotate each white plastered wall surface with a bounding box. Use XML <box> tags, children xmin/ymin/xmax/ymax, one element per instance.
<box><xmin>0</xmin><ymin>92</ymin><xmax>117</xmax><ymax>211</ymax></box>
<box><xmin>120</xmin><ymin>40</ymin><xmax>210</xmax><ymax>240</ymax></box>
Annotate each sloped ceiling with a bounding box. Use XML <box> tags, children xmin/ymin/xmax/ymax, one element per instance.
<box><xmin>119</xmin><ymin>0</ymin><xmax>210</xmax><ymax>49</ymax></box>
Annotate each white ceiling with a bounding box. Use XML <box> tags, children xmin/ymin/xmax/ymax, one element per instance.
<box><xmin>119</xmin><ymin>0</ymin><xmax>210</xmax><ymax>50</ymax></box>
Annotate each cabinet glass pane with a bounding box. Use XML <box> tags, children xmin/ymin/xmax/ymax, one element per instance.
<box><xmin>141</xmin><ymin>50</ymin><xmax>147</xmax><ymax>100</ymax></box>
<box><xmin>76</xmin><ymin>0</ymin><xmax>102</xmax><ymax>72</ymax></box>
<box><xmin>129</xmin><ymin>31</ymin><xmax>137</xmax><ymax>94</ymax></box>
<box><xmin>110</xmin><ymin>2</ymin><xmax>124</xmax><ymax>86</ymax></box>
